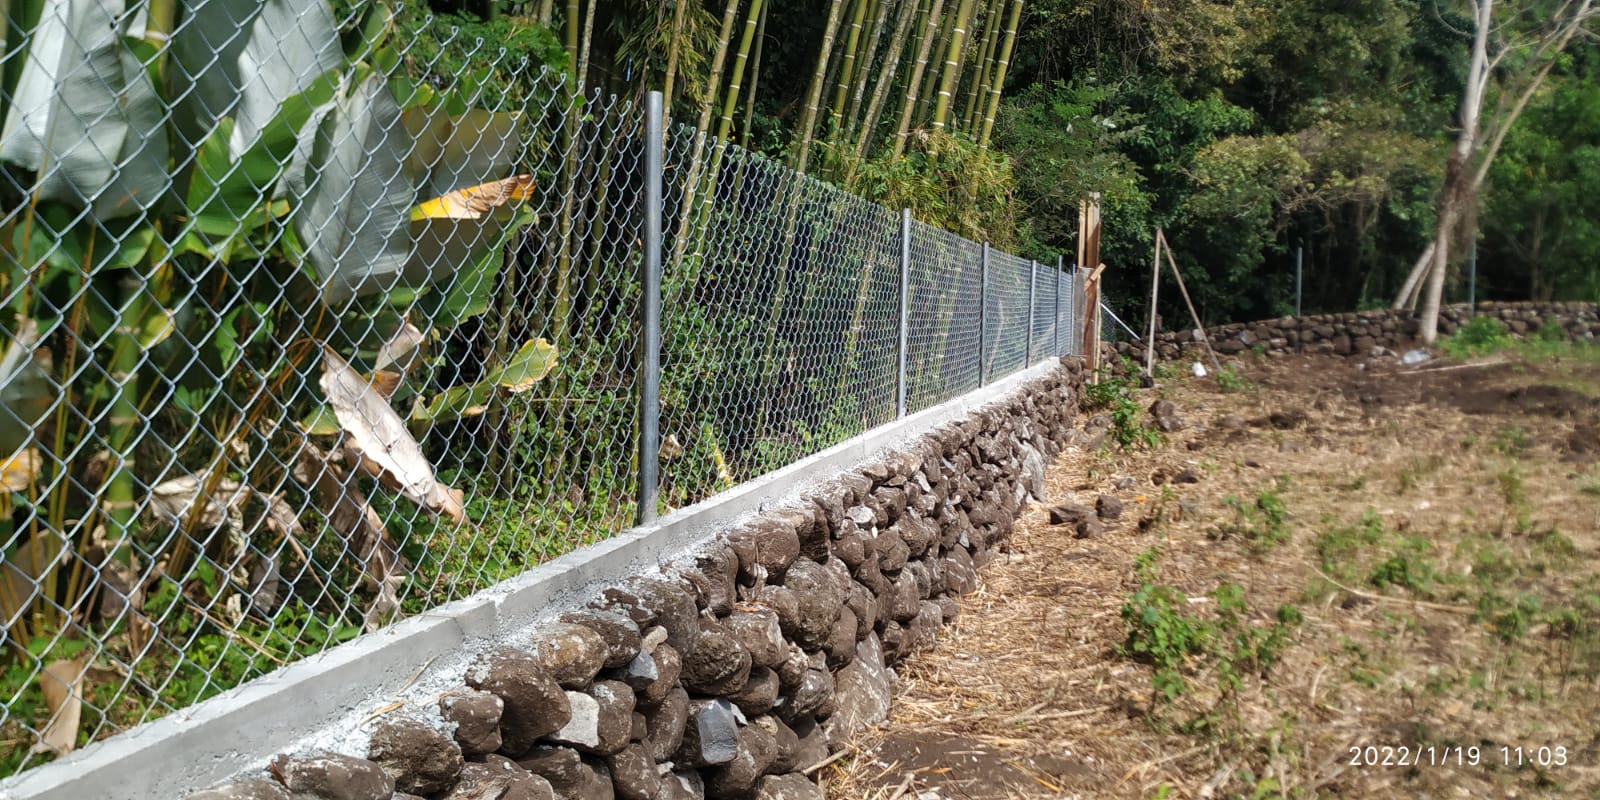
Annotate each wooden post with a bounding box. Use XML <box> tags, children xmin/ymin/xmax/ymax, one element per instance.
<box><xmin>1144</xmin><ymin>233</ymin><xmax>1162</xmax><ymax>380</ymax></box>
<box><xmin>1156</xmin><ymin>229</ymin><xmax>1220</xmax><ymax>373</ymax></box>
<box><xmin>1078</xmin><ymin>194</ymin><xmax>1102</xmax><ymax>373</ymax></box>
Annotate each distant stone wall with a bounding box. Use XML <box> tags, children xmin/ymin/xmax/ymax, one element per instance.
<box><xmin>186</xmin><ymin>361</ymin><xmax>1086</xmax><ymax>800</ymax></box>
<box><xmin>1114</xmin><ymin>301</ymin><xmax>1600</xmax><ymax>360</ymax></box>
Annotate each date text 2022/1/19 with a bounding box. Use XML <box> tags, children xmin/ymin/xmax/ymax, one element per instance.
<box><xmin>1347</xmin><ymin>745</ymin><xmax>1569</xmax><ymax>768</ymax></box>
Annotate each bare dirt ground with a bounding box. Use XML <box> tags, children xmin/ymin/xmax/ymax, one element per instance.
<box><xmin>822</xmin><ymin>349</ymin><xmax>1600</xmax><ymax>799</ymax></box>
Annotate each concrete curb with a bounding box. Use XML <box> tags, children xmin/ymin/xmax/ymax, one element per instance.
<box><xmin>0</xmin><ymin>361</ymin><xmax>1060</xmax><ymax>800</ymax></box>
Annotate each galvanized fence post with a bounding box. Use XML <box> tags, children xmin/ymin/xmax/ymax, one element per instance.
<box><xmin>1054</xmin><ymin>256</ymin><xmax>1063</xmax><ymax>356</ymax></box>
<box><xmin>979</xmin><ymin>243</ymin><xmax>990</xmax><ymax>386</ymax></box>
<box><xmin>636</xmin><ymin>91</ymin><xmax>664</xmax><ymax>526</ymax></box>
<box><xmin>897</xmin><ymin>210</ymin><xmax>911</xmax><ymax>418</ymax></box>
<box><xmin>1027</xmin><ymin>259</ymin><xmax>1037</xmax><ymax>364</ymax></box>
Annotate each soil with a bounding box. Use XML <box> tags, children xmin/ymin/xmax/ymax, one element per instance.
<box><xmin>822</xmin><ymin>350</ymin><xmax>1600</xmax><ymax>799</ymax></box>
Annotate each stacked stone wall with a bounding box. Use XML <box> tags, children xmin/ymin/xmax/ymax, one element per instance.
<box><xmin>187</xmin><ymin>359</ymin><xmax>1088</xmax><ymax>800</ymax></box>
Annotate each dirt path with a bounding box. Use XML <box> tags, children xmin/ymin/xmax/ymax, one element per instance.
<box><xmin>822</xmin><ymin>350</ymin><xmax>1600</xmax><ymax>799</ymax></box>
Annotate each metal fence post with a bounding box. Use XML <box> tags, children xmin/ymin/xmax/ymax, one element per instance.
<box><xmin>1294</xmin><ymin>244</ymin><xmax>1303</xmax><ymax>318</ymax></box>
<box><xmin>897</xmin><ymin>209</ymin><xmax>911</xmax><ymax>418</ymax></box>
<box><xmin>1027</xmin><ymin>259</ymin><xmax>1037</xmax><ymax>364</ymax></box>
<box><xmin>1054</xmin><ymin>256</ymin><xmax>1062</xmax><ymax>356</ymax></box>
<box><xmin>636</xmin><ymin>91</ymin><xmax>664</xmax><ymax>526</ymax></box>
<box><xmin>979</xmin><ymin>243</ymin><xmax>990</xmax><ymax>386</ymax></box>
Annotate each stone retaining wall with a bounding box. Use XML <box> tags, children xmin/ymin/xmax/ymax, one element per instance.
<box><xmin>184</xmin><ymin>360</ymin><xmax>1086</xmax><ymax>800</ymax></box>
<box><xmin>1114</xmin><ymin>301</ymin><xmax>1600</xmax><ymax>360</ymax></box>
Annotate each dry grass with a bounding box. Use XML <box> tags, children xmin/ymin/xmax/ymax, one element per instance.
<box><xmin>822</xmin><ymin>350</ymin><xmax>1600</xmax><ymax>799</ymax></box>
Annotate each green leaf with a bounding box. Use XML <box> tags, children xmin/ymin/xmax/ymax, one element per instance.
<box><xmin>0</xmin><ymin>316</ymin><xmax>55</xmax><ymax>455</ymax></box>
<box><xmin>411</xmin><ymin>381</ymin><xmax>493</xmax><ymax>425</ymax></box>
<box><xmin>413</xmin><ymin>205</ymin><xmax>533</xmax><ymax>329</ymax></box>
<box><xmin>0</xmin><ymin>0</ymin><xmax>169</xmax><ymax>219</ymax></box>
<box><xmin>487</xmin><ymin>338</ymin><xmax>557</xmax><ymax>393</ymax></box>
<box><xmin>292</xmin><ymin>74</ymin><xmax>414</xmax><ymax>304</ymax></box>
<box><xmin>170</xmin><ymin>0</ymin><xmax>344</xmax><ymax>158</ymax></box>
<box><xmin>298</xmin><ymin>404</ymin><xmax>341</xmax><ymax>436</ymax></box>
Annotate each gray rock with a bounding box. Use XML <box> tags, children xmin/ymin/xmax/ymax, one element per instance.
<box><xmin>675</xmin><ymin>699</ymin><xmax>742</xmax><ymax>767</ymax></box>
<box><xmin>1048</xmin><ymin>504</ymin><xmax>1091</xmax><ymax>525</ymax></box>
<box><xmin>751</xmin><ymin>716</ymin><xmax>800</xmax><ymax>774</ymax></box>
<box><xmin>680</xmin><ymin>618</ymin><xmax>752</xmax><ymax>696</ymax></box>
<box><xmin>1075</xmin><ymin>517</ymin><xmax>1104</xmax><ymax>539</ymax></box>
<box><xmin>729</xmin><ymin>665</ymin><xmax>781</xmax><ymax>716</ymax></box>
<box><xmin>688</xmin><ymin>546</ymin><xmax>739</xmax><ymax>616</ymax></box>
<box><xmin>606</xmin><ymin>744</ymin><xmax>660</xmax><ymax>800</ymax></box>
<box><xmin>465</xmin><ymin>647</ymin><xmax>570</xmax><ymax>756</ymax></box>
<box><xmin>789</xmin><ymin>718</ymin><xmax>829</xmax><ymax>773</ymax></box>
<box><xmin>269</xmin><ymin>752</ymin><xmax>394</xmax><ymax>800</ymax></box>
<box><xmin>601</xmin><ymin>579</ymin><xmax>700</xmax><ymax>653</ymax></box>
<box><xmin>845</xmin><ymin>582</ymin><xmax>876</xmax><ymax>640</ymax></box>
<box><xmin>445</xmin><ymin>757</ymin><xmax>555</xmax><ymax>800</ymax></box>
<box><xmin>1095</xmin><ymin>495</ymin><xmax>1123</xmax><ymax>521</ymax></box>
<box><xmin>704</xmin><ymin>723</ymin><xmax>777</xmax><ymax>799</ymax></box>
<box><xmin>754</xmin><ymin>774</ymin><xmax>825</xmax><ymax>800</ymax></box>
<box><xmin>184</xmin><ymin>779</ymin><xmax>290</xmax><ymax>800</ymax></box>
<box><xmin>533</xmin><ymin>622</ymin><xmax>610</xmax><ymax>689</ymax></box>
<box><xmin>367</xmin><ymin>716</ymin><xmax>464</xmax><ymax>795</ymax></box>
<box><xmin>825</xmin><ymin>606</ymin><xmax>857</xmax><ymax>667</ymax></box>
<box><xmin>515</xmin><ymin>747</ymin><xmax>586</xmax><ymax>796</ymax></box>
<box><xmin>1019</xmin><ymin>444</ymin><xmax>1046</xmax><ymax>501</ymax></box>
<box><xmin>874</xmin><ymin>527</ymin><xmax>910</xmax><ymax>573</ymax></box>
<box><xmin>775</xmin><ymin>668</ymin><xmax>832</xmax><ymax>724</ymax></box>
<box><xmin>888</xmin><ymin>571</ymin><xmax>920</xmax><ymax>622</ymax></box>
<box><xmin>663</xmin><ymin>771</ymin><xmax>706</xmax><ymax>800</ymax></box>
<box><xmin>780</xmin><ymin>560</ymin><xmax>845</xmax><ymax>650</ymax></box>
<box><xmin>769</xmin><ymin>505</ymin><xmax>830</xmax><ymax>563</ymax></box>
<box><xmin>552</xmin><ymin>681</ymin><xmax>636</xmax><ymax>755</ymax></box>
<box><xmin>626</xmin><ymin>643</ymin><xmax>681</xmax><ymax>706</ymax></box>
<box><xmin>823</xmin><ymin>634</ymin><xmax>890</xmax><ymax>747</ymax></box>
<box><xmin>561</xmin><ymin>609</ymin><xmax>643</xmax><ymax>669</ymax></box>
<box><xmin>728</xmin><ymin>516</ymin><xmax>802</xmax><ymax>583</ymax></box>
<box><xmin>440</xmin><ymin>690</ymin><xmax>504</xmax><ymax>757</ymax></box>
<box><xmin>643</xmin><ymin>686</ymin><xmax>689</xmax><ymax>762</ymax></box>
<box><xmin>726</xmin><ymin>606</ymin><xmax>787</xmax><ymax>668</ymax></box>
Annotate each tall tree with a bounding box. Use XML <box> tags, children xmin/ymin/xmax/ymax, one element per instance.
<box><xmin>1395</xmin><ymin>0</ymin><xmax>1599</xmax><ymax>342</ymax></box>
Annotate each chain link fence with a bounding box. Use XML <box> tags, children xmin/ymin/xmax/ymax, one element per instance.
<box><xmin>0</xmin><ymin>1</ymin><xmax>1091</xmax><ymax>779</ymax></box>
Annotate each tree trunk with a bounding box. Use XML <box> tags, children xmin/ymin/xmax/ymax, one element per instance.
<box><xmin>667</xmin><ymin>0</ymin><xmax>741</xmax><ymax>276</ymax></box>
<box><xmin>792</xmin><ymin>0</ymin><xmax>849</xmax><ymax>174</ymax></box>
<box><xmin>891</xmin><ymin>0</ymin><xmax>946</xmax><ymax>160</ymax></box>
<box><xmin>975</xmin><ymin>0</ymin><xmax>1022</xmax><ymax>150</ymax></box>
<box><xmin>930</xmin><ymin>0</ymin><xmax>977</xmax><ymax>131</ymax></box>
<box><xmin>717</xmin><ymin>0</ymin><xmax>766</xmax><ymax>143</ymax></box>
<box><xmin>911</xmin><ymin>7</ymin><xmax>958</xmax><ymax>132</ymax></box>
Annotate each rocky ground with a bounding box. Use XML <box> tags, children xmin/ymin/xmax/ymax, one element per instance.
<box><xmin>826</xmin><ymin>347</ymin><xmax>1600</xmax><ymax>799</ymax></box>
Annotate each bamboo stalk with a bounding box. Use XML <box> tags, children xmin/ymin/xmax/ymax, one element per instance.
<box><xmin>843</xmin><ymin>0</ymin><xmax>891</xmax><ymax>139</ymax></box>
<box><xmin>890</xmin><ymin>0</ymin><xmax>946</xmax><ymax>160</ymax></box>
<box><xmin>830</xmin><ymin>0</ymin><xmax>871</xmax><ymax>134</ymax></box>
<box><xmin>792</xmin><ymin>0</ymin><xmax>848</xmax><ymax>175</ymax></box>
<box><xmin>975</xmin><ymin>0</ymin><xmax>1022</xmax><ymax>150</ymax></box>
<box><xmin>960</xmin><ymin>0</ymin><xmax>1002</xmax><ymax>132</ymax></box>
<box><xmin>739</xmin><ymin>2</ymin><xmax>769</xmax><ymax>149</ymax></box>
<box><xmin>853</xmin><ymin>0</ymin><xmax>919</xmax><ymax>162</ymax></box>
<box><xmin>930</xmin><ymin>0</ymin><xmax>977</xmax><ymax>131</ymax></box>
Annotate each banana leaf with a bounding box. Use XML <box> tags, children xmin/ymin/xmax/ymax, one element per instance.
<box><xmin>0</xmin><ymin>0</ymin><xmax>169</xmax><ymax>219</ymax></box>
<box><xmin>292</xmin><ymin>74</ymin><xmax>414</xmax><ymax>304</ymax></box>
<box><xmin>169</xmin><ymin>0</ymin><xmax>342</xmax><ymax>157</ymax></box>
<box><xmin>0</xmin><ymin>317</ymin><xmax>54</xmax><ymax>455</ymax></box>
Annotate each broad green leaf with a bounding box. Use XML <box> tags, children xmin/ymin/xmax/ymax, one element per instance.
<box><xmin>411</xmin><ymin>382</ymin><xmax>493</xmax><ymax>425</ymax></box>
<box><xmin>293</xmin><ymin>74</ymin><xmax>414</xmax><ymax>304</ymax></box>
<box><xmin>298</xmin><ymin>405</ymin><xmax>340</xmax><ymax>436</ymax></box>
<box><xmin>0</xmin><ymin>317</ymin><xmax>54</xmax><ymax>455</ymax></box>
<box><xmin>401</xmin><ymin>107</ymin><xmax>524</xmax><ymax>200</ymax></box>
<box><xmin>412</xmin><ymin>205</ymin><xmax>533</xmax><ymax>329</ymax></box>
<box><xmin>487</xmin><ymin>338</ymin><xmax>558</xmax><ymax>393</ymax></box>
<box><xmin>0</xmin><ymin>0</ymin><xmax>169</xmax><ymax>219</ymax></box>
<box><xmin>170</xmin><ymin>0</ymin><xmax>343</xmax><ymax>158</ymax></box>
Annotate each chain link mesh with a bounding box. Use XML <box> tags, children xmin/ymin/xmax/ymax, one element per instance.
<box><xmin>0</xmin><ymin>3</ymin><xmax>1092</xmax><ymax>778</ymax></box>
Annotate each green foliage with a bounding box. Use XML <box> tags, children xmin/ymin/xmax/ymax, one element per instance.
<box><xmin>1209</xmin><ymin>488</ymin><xmax>1291</xmax><ymax>550</ymax></box>
<box><xmin>1213</xmin><ymin>363</ymin><xmax>1257</xmax><ymax>393</ymax></box>
<box><xmin>1441</xmin><ymin>315</ymin><xmax>1515</xmax><ymax>358</ymax></box>
<box><xmin>849</xmin><ymin>129</ymin><xmax>1022</xmax><ymax>252</ymax></box>
<box><xmin>1121</xmin><ymin>575</ymin><xmax>1300</xmax><ymax>703</ymax></box>
<box><xmin>1082</xmin><ymin>369</ymin><xmax>1162</xmax><ymax>449</ymax></box>
<box><xmin>1368</xmin><ymin>535</ymin><xmax>1436</xmax><ymax>591</ymax></box>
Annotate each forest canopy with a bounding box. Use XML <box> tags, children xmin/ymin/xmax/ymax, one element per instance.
<box><xmin>431</xmin><ymin>0</ymin><xmax>1600</xmax><ymax>326</ymax></box>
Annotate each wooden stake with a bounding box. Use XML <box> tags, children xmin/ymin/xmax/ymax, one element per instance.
<box><xmin>1155</xmin><ymin>229</ymin><xmax>1220</xmax><ymax>373</ymax></box>
<box><xmin>1144</xmin><ymin>233</ymin><xmax>1162</xmax><ymax>379</ymax></box>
